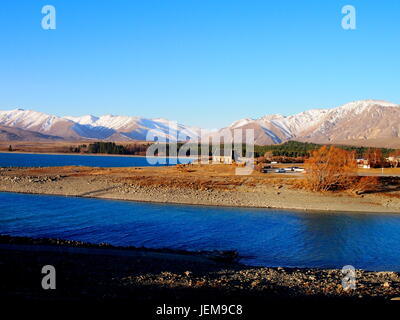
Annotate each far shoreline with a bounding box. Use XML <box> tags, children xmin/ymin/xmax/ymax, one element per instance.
<box><xmin>0</xmin><ymin>150</ymin><xmax>197</xmax><ymax>159</ymax></box>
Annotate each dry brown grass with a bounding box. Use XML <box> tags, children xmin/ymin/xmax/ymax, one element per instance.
<box><xmin>357</xmin><ymin>167</ymin><xmax>400</xmax><ymax>175</ymax></box>
<box><xmin>382</xmin><ymin>193</ymin><xmax>400</xmax><ymax>199</ymax></box>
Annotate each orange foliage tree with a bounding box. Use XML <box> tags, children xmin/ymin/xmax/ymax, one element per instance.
<box><xmin>363</xmin><ymin>148</ymin><xmax>384</xmax><ymax>168</ymax></box>
<box><xmin>304</xmin><ymin>146</ymin><xmax>357</xmax><ymax>192</ymax></box>
<box><xmin>390</xmin><ymin>150</ymin><xmax>400</xmax><ymax>157</ymax></box>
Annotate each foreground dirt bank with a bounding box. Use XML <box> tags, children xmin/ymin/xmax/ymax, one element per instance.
<box><xmin>0</xmin><ymin>165</ymin><xmax>400</xmax><ymax>213</ymax></box>
<box><xmin>1</xmin><ymin>235</ymin><xmax>399</xmax><ymax>304</ymax></box>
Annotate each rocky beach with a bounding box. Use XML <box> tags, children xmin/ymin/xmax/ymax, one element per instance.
<box><xmin>1</xmin><ymin>235</ymin><xmax>399</xmax><ymax>306</ymax></box>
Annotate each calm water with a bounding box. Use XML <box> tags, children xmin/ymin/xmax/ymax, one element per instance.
<box><xmin>0</xmin><ymin>152</ymin><xmax>192</xmax><ymax>167</ymax></box>
<box><xmin>1</xmin><ymin>192</ymin><xmax>400</xmax><ymax>271</ymax></box>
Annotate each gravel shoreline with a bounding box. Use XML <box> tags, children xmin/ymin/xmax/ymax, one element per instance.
<box><xmin>0</xmin><ymin>165</ymin><xmax>400</xmax><ymax>213</ymax></box>
<box><xmin>1</xmin><ymin>235</ymin><xmax>399</xmax><ymax>304</ymax></box>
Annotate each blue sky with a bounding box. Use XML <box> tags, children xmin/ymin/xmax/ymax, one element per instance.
<box><xmin>0</xmin><ymin>0</ymin><xmax>399</xmax><ymax>128</ymax></box>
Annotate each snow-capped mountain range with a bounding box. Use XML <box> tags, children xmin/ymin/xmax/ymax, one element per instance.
<box><xmin>1</xmin><ymin>100</ymin><xmax>400</xmax><ymax>147</ymax></box>
<box><xmin>0</xmin><ymin>109</ymin><xmax>202</xmax><ymax>142</ymax></box>
<box><xmin>216</xmin><ymin>100</ymin><xmax>400</xmax><ymax>146</ymax></box>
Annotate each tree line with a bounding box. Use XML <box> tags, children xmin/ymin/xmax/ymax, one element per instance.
<box><xmin>68</xmin><ymin>141</ymin><xmax>398</xmax><ymax>162</ymax></box>
<box><xmin>69</xmin><ymin>142</ymin><xmax>151</xmax><ymax>155</ymax></box>
<box><xmin>254</xmin><ymin>141</ymin><xmax>395</xmax><ymax>158</ymax></box>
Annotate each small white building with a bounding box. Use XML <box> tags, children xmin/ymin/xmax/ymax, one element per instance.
<box><xmin>357</xmin><ymin>159</ymin><xmax>370</xmax><ymax>169</ymax></box>
<box><xmin>387</xmin><ymin>156</ymin><xmax>400</xmax><ymax>168</ymax></box>
<box><xmin>212</xmin><ymin>155</ymin><xmax>233</xmax><ymax>164</ymax></box>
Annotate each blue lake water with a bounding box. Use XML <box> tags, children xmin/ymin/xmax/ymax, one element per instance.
<box><xmin>0</xmin><ymin>152</ymin><xmax>192</xmax><ymax>167</ymax></box>
<box><xmin>1</xmin><ymin>192</ymin><xmax>400</xmax><ymax>271</ymax></box>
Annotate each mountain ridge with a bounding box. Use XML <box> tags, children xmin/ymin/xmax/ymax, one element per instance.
<box><xmin>1</xmin><ymin>99</ymin><xmax>399</xmax><ymax>147</ymax></box>
<box><xmin>0</xmin><ymin>109</ymin><xmax>202</xmax><ymax>142</ymax></box>
<box><xmin>214</xmin><ymin>100</ymin><xmax>400</xmax><ymax>146</ymax></box>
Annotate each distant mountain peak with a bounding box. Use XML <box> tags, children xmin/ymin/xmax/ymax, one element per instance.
<box><xmin>259</xmin><ymin>114</ymin><xmax>284</xmax><ymax>121</ymax></box>
<box><xmin>230</xmin><ymin>118</ymin><xmax>254</xmax><ymax>128</ymax></box>
<box><xmin>337</xmin><ymin>99</ymin><xmax>399</xmax><ymax>110</ymax></box>
<box><xmin>64</xmin><ymin>114</ymin><xmax>99</xmax><ymax>125</ymax></box>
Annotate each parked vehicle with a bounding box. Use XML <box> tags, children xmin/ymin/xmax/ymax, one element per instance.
<box><xmin>282</xmin><ymin>166</ymin><xmax>305</xmax><ymax>172</ymax></box>
<box><xmin>275</xmin><ymin>168</ymin><xmax>286</xmax><ymax>173</ymax></box>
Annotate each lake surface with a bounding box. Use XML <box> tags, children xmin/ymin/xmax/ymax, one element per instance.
<box><xmin>1</xmin><ymin>192</ymin><xmax>400</xmax><ymax>271</ymax></box>
<box><xmin>0</xmin><ymin>152</ymin><xmax>192</xmax><ymax>167</ymax></box>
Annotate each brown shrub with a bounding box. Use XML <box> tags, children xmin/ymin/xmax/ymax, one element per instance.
<box><xmin>349</xmin><ymin>176</ymin><xmax>381</xmax><ymax>194</ymax></box>
<box><xmin>303</xmin><ymin>146</ymin><xmax>357</xmax><ymax>192</ymax></box>
<box><xmin>364</xmin><ymin>148</ymin><xmax>384</xmax><ymax>168</ymax></box>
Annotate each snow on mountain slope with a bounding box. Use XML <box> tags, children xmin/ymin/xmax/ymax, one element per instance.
<box><xmin>64</xmin><ymin>114</ymin><xmax>202</xmax><ymax>141</ymax></box>
<box><xmin>0</xmin><ymin>125</ymin><xmax>64</xmax><ymax>141</ymax></box>
<box><xmin>0</xmin><ymin>109</ymin><xmax>201</xmax><ymax>141</ymax></box>
<box><xmin>0</xmin><ymin>109</ymin><xmax>61</xmax><ymax>132</ymax></box>
<box><xmin>1</xmin><ymin>100</ymin><xmax>399</xmax><ymax>145</ymax></box>
<box><xmin>0</xmin><ymin>109</ymin><xmax>79</xmax><ymax>139</ymax></box>
<box><xmin>273</xmin><ymin>109</ymin><xmax>329</xmax><ymax>136</ymax></box>
<box><xmin>212</xmin><ymin>100</ymin><xmax>400</xmax><ymax>145</ymax></box>
<box><xmin>292</xmin><ymin>100</ymin><xmax>400</xmax><ymax>141</ymax></box>
<box><xmin>64</xmin><ymin>115</ymin><xmax>99</xmax><ymax>125</ymax></box>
